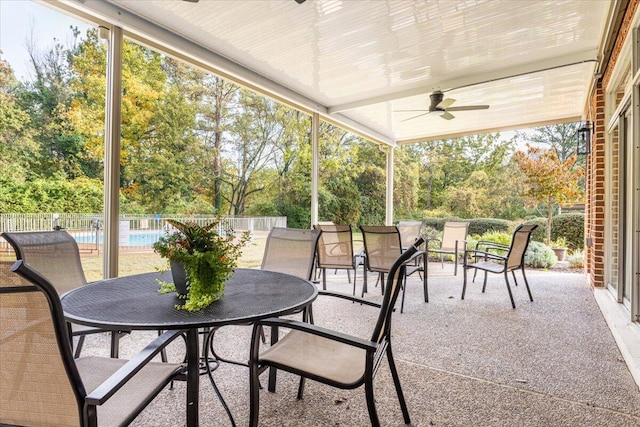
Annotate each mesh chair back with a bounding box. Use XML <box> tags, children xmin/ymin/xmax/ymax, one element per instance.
<box><xmin>0</xmin><ymin>260</ymin><xmax>81</xmax><ymax>426</ymax></box>
<box><xmin>372</xmin><ymin>238</ymin><xmax>424</xmax><ymax>343</ymax></box>
<box><xmin>2</xmin><ymin>231</ymin><xmax>87</xmax><ymax>295</ymax></box>
<box><xmin>314</xmin><ymin>224</ymin><xmax>354</xmax><ymax>269</ymax></box>
<box><xmin>261</xmin><ymin>228</ymin><xmax>320</xmax><ymax>280</ymax></box>
<box><xmin>440</xmin><ymin>222</ymin><xmax>470</xmax><ymax>251</ymax></box>
<box><xmin>396</xmin><ymin>221</ymin><xmax>423</xmax><ymax>249</ymax></box>
<box><xmin>360</xmin><ymin>226</ymin><xmax>402</xmax><ymax>273</ymax></box>
<box><xmin>506</xmin><ymin>224</ymin><xmax>538</xmax><ymax>270</ymax></box>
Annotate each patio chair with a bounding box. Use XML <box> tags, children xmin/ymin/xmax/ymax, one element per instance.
<box><xmin>248</xmin><ymin>238</ymin><xmax>424</xmax><ymax>427</ymax></box>
<box><xmin>425</xmin><ymin>221</ymin><xmax>470</xmax><ymax>276</ymax></box>
<box><xmin>313</xmin><ymin>224</ymin><xmax>365</xmax><ymax>295</ymax></box>
<box><xmin>261</xmin><ymin>227</ymin><xmax>320</xmax><ymax>282</ymax></box>
<box><xmin>461</xmin><ymin>224</ymin><xmax>538</xmax><ymax>309</ymax></box>
<box><xmin>360</xmin><ymin>225</ymin><xmax>426</xmax><ymax>313</ymax></box>
<box><xmin>396</xmin><ymin>220</ymin><xmax>423</xmax><ymax>250</ymax></box>
<box><xmin>210</xmin><ymin>227</ymin><xmax>320</xmax><ymax>372</ymax></box>
<box><xmin>1</xmin><ymin>259</ymin><xmax>184</xmax><ymax>427</ymax></box>
<box><xmin>2</xmin><ymin>230</ymin><xmax>128</xmax><ymax>358</ymax></box>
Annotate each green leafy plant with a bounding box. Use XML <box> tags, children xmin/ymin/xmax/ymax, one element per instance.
<box><xmin>524</xmin><ymin>241</ymin><xmax>557</xmax><ymax>269</ymax></box>
<box><xmin>153</xmin><ymin>218</ymin><xmax>250</xmax><ymax>312</ymax></box>
<box><xmin>552</xmin><ymin>237</ymin><xmax>568</xmax><ymax>249</ymax></box>
<box><xmin>567</xmin><ymin>250</ymin><xmax>584</xmax><ymax>269</ymax></box>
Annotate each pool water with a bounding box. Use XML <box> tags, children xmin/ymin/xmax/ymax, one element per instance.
<box><xmin>72</xmin><ymin>230</ymin><xmax>163</xmax><ymax>247</ymax></box>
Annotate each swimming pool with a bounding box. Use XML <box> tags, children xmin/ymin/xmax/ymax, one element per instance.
<box><xmin>72</xmin><ymin>230</ymin><xmax>164</xmax><ymax>247</ymax></box>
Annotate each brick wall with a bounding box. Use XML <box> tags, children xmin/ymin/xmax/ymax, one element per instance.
<box><xmin>586</xmin><ymin>0</ymin><xmax>639</xmax><ymax>288</ymax></box>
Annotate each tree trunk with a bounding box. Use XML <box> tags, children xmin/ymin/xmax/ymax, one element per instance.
<box><xmin>546</xmin><ymin>198</ymin><xmax>553</xmax><ymax>246</ymax></box>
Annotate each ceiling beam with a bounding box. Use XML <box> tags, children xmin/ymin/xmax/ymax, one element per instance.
<box><xmin>328</xmin><ymin>50</ymin><xmax>599</xmax><ymax>114</ymax></box>
<box><xmin>395</xmin><ymin>115</ymin><xmax>582</xmax><ymax>145</ymax></box>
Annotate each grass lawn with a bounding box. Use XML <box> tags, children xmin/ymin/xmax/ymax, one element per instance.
<box><xmin>79</xmin><ymin>236</ymin><xmax>268</xmax><ymax>282</ymax></box>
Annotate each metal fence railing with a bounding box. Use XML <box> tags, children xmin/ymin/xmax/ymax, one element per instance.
<box><xmin>0</xmin><ymin>214</ymin><xmax>286</xmax><ymax>253</ymax></box>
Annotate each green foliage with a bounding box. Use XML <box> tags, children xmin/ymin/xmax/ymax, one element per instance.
<box><xmin>525</xmin><ymin>214</ymin><xmax>584</xmax><ymax>250</ymax></box>
<box><xmin>423</xmin><ymin>217</ymin><xmax>510</xmax><ymax>236</ymax></box>
<box><xmin>153</xmin><ymin>218</ymin><xmax>250</xmax><ymax>311</ymax></box>
<box><xmin>513</xmin><ymin>145</ymin><xmax>584</xmax><ymax>244</ymax></box>
<box><xmin>551</xmin><ymin>213</ymin><xmax>584</xmax><ymax>250</ymax></box>
<box><xmin>524</xmin><ymin>218</ymin><xmax>547</xmax><ymax>243</ymax></box>
<box><xmin>468</xmin><ymin>218</ymin><xmax>510</xmax><ymax>235</ymax></box>
<box><xmin>479</xmin><ymin>232</ymin><xmax>512</xmax><ymax>247</ymax></box>
<box><xmin>524</xmin><ymin>241</ymin><xmax>557</xmax><ymax>268</ymax></box>
<box><xmin>0</xmin><ymin>175</ymin><xmax>103</xmax><ymax>213</ymax></box>
<box><xmin>421</xmin><ymin>216</ymin><xmax>461</xmax><ymax>231</ymax></box>
<box><xmin>567</xmin><ymin>250</ymin><xmax>584</xmax><ymax>269</ymax></box>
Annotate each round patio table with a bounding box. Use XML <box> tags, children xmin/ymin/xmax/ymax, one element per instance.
<box><xmin>61</xmin><ymin>268</ymin><xmax>318</xmax><ymax>427</ymax></box>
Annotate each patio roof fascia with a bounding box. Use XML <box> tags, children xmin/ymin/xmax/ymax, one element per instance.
<box><xmin>58</xmin><ymin>0</ymin><xmax>397</xmax><ymax>147</ymax></box>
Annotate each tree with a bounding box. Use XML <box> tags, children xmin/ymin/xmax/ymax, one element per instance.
<box><xmin>0</xmin><ymin>56</ymin><xmax>37</xmax><ymax>183</ymax></box>
<box><xmin>517</xmin><ymin>122</ymin><xmax>582</xmax><ymax>162</ymax></box>
<box><xmin>513</xmin><ymin>145</ymin><xmax>584</xmax><ymax>244</ymax></box>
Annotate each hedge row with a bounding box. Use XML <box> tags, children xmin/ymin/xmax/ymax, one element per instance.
<box><xmin>421</xmin><ymin>213</ymin><xmax>584</xmax><ymax>250</ymax></box>
<box><xmin>524</xmin><ymin>213</ymin><xmax>584</xmax><ymax>250</ymax></box>
<box><xmin>421</xmin><ymin>217</ymin><xmax>510</xmax><ymax>236</ymax></box>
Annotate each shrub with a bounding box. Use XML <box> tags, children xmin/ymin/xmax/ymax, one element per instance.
<box><xmin>567</xmin><ymin>250</ymin><xmax>584</xmax><ymax>269</ymax></box>
<box><xmin>422</xmin><ymin>216</ymin><xmax>462</xmax><ymax>231</ymax></box>
<box><xmin>421</xmin><ymin>226</ymin><xmax>440</xmax><ymax>241</ymax></box>
<box><xmin>524</xmin><ymin>218</ymin><xmax>547</xmax><ymax>243</ymax></box>
<box><xmin>552</xmin><ymin>213</ymin><xmax>584</xmax><ymax>250</ymax></box>
<box><xmin>524</xmin><ymin>241</ymin><xmax>557</xmax><ymax>269</ymax></box>
<box><xmin>479</xmin><ymin>231</ymin><xmax>512</xmax><ymax>247</ymax></box>
<box><xmin>524</xmin><ymin>214</ymin><xmax>584</xmax><ymax>250</ymax></box>
<box><xmin>468</xmin><ymin>218</ymin><xmax>510</xmax><ymax>235</ymax></box>
<box><xmin>422</xmin><ymin>217</ymin><xmax>510</xmax><ymax>236</ymax></box>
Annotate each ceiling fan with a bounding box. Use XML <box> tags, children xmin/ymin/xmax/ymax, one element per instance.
<box><xmin>397</xmin><ymin>90</ymin><xmax>489</xmax><ymax>121</ymax></box>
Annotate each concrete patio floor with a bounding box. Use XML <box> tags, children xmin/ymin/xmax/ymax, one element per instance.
<box><xmin>80</xmin><ymin>265</ymin><xmax>640</xmax><ymax>426</ymax></box>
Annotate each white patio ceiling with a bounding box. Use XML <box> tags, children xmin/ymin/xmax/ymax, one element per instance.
<box><xmin>66</xmin><ymin>0</ymin><xmax>611</xmax><ymax>146</ymax></box>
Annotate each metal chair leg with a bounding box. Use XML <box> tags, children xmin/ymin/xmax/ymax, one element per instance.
<box><xmin>74</xmin><ymin>335</ymin><xmax>85</xmax><ymax>358</ymax></box>
<box><xmin>387</xmin><ymin>345</ymin><xmax>411</xmax><ymax>424</ymax></box>
<box><xmin>461</xmin><ymin>265</ymin><xmax>468</xmax><ymax>300</ymax></box>
<box><xmin>364</xmin><ymin>375</ymin><xmax>381</xmax><ymax>427</ymax></box>
<box><xmin>521</xmin><ymin>266</ymin><xmax>534</xmax><ymax>302</ymax></box>
<box><xmin>504</xmin><ymin>271</ymin><xmax>516</xmax><ymax>309</ymax></box>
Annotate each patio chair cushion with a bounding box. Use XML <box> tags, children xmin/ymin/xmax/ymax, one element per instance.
<box><xmin>76</xmin><ymin>356</ymin><xmax>182</xmax><ymax>427</ymax></box>
<box><xmin>259</xmin><ymin>330</ymin><xmax>365</xmax><ymax>385</ymax></box>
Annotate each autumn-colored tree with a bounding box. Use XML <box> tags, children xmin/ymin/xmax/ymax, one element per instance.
<box><xmin>513</xmin><ymin>145</ymin><xmax>584</xmax><ymax>244</ymax></box>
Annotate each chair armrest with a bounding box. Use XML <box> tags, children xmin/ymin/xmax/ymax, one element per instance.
<box><xmin>475</xmin><ymin>241</ymin><xmax>509</xmax><ymax>252</ymax></box>
<box><xmin>254</xmin><ymin>317</ymin><xmax>377</xmax><ymax>351</ymax></box>
<box><xmin>318</xmin><ymin>290</ymin><xmax>381</xmax><ymax>308</ymax></box>
<box><xmin>465</xmin><ymin>249</ymin><xmax>507</xmax><ymax>262</ymax></box>
<box><xmin>85</xmin><ymin>329</ymin><xmax>186</xmax><ymax>405</ymax></box>
<box><xmin>406</xmin><ymin>250</ymin><xmax>426</xmax><ymax>264</ymax></box>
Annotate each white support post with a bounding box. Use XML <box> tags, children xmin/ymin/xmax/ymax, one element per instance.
<box><xmin>311</xmin><ymin>112</ymin><xmax>319</xmax><ymax>227</ymax></box>
<box><xmin>103</xmin><ymin>26</ymin><xmax>122</xmax><ymax>279</ymax></box>
<box><xmin>386</xmin><ymin>146</ymin><xmax>394</xmax><ymax>225</ymax></box>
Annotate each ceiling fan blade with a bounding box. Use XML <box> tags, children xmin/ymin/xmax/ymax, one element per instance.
<box><xmin>446</xmin><ymin>105</ymin><xmax>489</xmax><ymax>111</ymax></box>
<box><xmin>400</xmin><ymin>112</ymin><xmax>432</xmax><ymax>122</ymax></box>
<box><xmin>394</xmin><ymin>109</ymin><xmax>430</xmax><ymax>112</ymax></box>
<box><xmin>440</xmin><ymin>112</ymin><xmax>455</xmax><ymax>120</ymax></box>
<box><xmin>182</xmin><ymin>0</ymin><xmax>199</xmax><ymax>2</ymax></box>
<box><xmin>436</xmin><ymin>98</ymin><xmax>456</xmax><ymax>109</ymax></box>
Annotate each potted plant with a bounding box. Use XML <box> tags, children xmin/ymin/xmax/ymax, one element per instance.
<box><xmin>551</xmin><ymin>237</ymin><xmax>568</xmax><ymax>262</ymax></box>
<box><xmin>153</xmin><ymin>218</ymin><xmax>250</xmax><ymax>312</ymax></box>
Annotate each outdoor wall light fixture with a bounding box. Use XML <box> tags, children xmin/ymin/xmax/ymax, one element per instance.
<box><xmin>577</xmin><ymin>121</ymin><xmax>593</xmax><ymax>155</ymax></box>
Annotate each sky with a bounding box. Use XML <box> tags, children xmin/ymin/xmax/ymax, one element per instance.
<box><xmin>0</xmin><ymin>0</ymin><xmax>91</xmax><ymax>82</ymax></box>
